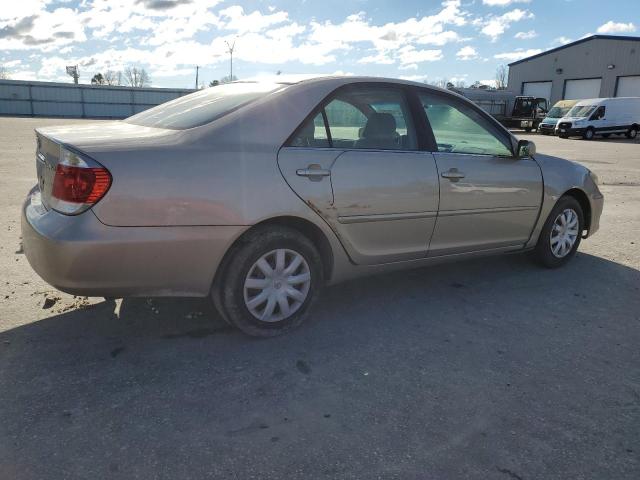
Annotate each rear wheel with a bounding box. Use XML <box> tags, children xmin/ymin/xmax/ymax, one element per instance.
<box><xmin>626</xmin><ymin>126</ymin><xmax>638</xmax><ymax>139</ymax></box>
<box><xmin>583</xmin><ymin>128</ymin><xmax>595</xmax><ymax>140</ymax></box>
<box><xmin>211</xmin><ymin>227</ymin><xmax>323</xmax><ymax>337</ymax></box>
<box><xmin>532</xmin><ymin>196</ymin><xmax>584</xmax><ymax>268</ymax></box>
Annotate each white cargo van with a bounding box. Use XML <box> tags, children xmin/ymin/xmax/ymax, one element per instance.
<box><xmin>557</xmin><ymin>97</ymin><xmax>640</xmax><ymax>140</ymax></box>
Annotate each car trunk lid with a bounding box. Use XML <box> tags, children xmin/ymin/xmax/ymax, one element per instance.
<box><xmin>34</xmin><ymin>121</ymin><xmax>178</xmax><ymax>210</ymax></box>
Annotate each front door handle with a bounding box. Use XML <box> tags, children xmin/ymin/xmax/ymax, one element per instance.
<box><xmin>296</xmin><ymin>164</ymin><xmax>331</xmax><ymax>181</ymax></box>
<box><xmin>441</xmin><ymin>168</ymin><xmax>465</xmax><ymax>181</ymax></box>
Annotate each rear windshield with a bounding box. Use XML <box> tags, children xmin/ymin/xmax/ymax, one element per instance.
<box><xmin>125</xmin><ymin>82</ymin><xmax>285</xmax><ymax>129</ymax></box>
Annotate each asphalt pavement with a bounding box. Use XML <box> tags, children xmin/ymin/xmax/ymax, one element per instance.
<box><xmin>1</xmin><ymin>118</ymin><xmax>638</xmax><ymax>479</ymax></box>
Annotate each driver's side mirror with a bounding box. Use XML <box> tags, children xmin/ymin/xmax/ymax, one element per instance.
<box><xmin>517</xmin><ymin>139</ymin><xmax>536</xmax><ymax>158</ymax></box>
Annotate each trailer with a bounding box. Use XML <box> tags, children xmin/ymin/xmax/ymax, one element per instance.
<box><xmin>452</xmin><ymin>88</ymin><xmax>548</xmax><ymax>131</ymax></box>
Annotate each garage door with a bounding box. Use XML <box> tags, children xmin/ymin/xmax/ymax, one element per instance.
<box><xmin>523</xmin><ymin>81</ymin><xmax>552</xmax><ymax>101</ymax></box>
<box><xmin>616</xmin><ymin>76</ymin><xmax>640</xmax><ymax>97</ymax></box>
<box><xmin>564</xmin><ymin>78</ymin><xmax>601</xmax><ymax>100</ymax></box>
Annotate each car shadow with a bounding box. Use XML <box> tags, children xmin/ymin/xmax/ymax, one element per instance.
<box><xmin>557</xmin><ymin>136</ymin><xmax>639</xmax><ymax>143</ymax></box>
<box><xmin>1</xmin><ymin>252</ymin><xmax>639</xmax><ymax>477</ymax></box>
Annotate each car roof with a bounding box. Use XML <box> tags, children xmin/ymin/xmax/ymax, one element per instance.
<box><xmin>234</xmin><ymin>75</ymin><xmax>450</xmax><ymax>93</ymax></box>
<box><xmin>572</xmin><ymin>98</ymin><xmax>604</xmax><ymax>106</ymax></box>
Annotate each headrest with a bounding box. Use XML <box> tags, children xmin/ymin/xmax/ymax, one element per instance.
<box><xmin>362</xmin><ymin>112</ymin><xmax>396</xmax><ymax>138</ymax></box>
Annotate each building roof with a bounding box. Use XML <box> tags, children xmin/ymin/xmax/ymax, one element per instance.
<box><xmin>508</xmin><ymin>34</ymin><xmax>640</xmax><ymax>66</ymax></box>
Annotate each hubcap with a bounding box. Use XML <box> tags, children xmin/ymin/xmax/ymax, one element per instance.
<box><xmin>243</xmin><ymin>249</ymin><xmax>311</xmax><ymax>322</ymax></box>
<box><xmin>550</xmin><ymin>208</ymin><xmax>579</xmax><ymax>258</ymax></box>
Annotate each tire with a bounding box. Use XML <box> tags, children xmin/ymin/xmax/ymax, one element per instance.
<box><xmin>583</xmin><ymin>128</ymin><xmax>595</xmax><ymax>140</ymax></box>
<box><xmin>211</xmin><ymin>226</ymin><xmax>323</xmax><ymax>337</ymax></box>
<box><xmin>532</xmin><ymin>196</ymin><xmax>584</xmax><ymax>268</ymax></box>
<box><xmin>524</xmin><ymin>127</ymin><xmax>532</xmax><ymax>133</ymax></box>
<box><xmin>558</xmin><ymin>134</ymin><xmax>568</xmax><ymax>139</ymax></box>
<box><xmin>626</xmin><ymin>126</ymin><xmax>638</xmax><ymax>139</ymax></box>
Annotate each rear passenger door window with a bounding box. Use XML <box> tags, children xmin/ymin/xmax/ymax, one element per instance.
<box><xmin>289</xmin><ymin>112</ymin><xmax>330</xmax><ymax>148</ymax></box>
<box><xmin>288</xmin><ymin>86</ymin><xmax>417</xmax><ymax>151</ymax></box>
<box><xmin>325</xmin><ymin>87</ymin><xmax>417</xmax><ymax>150</ymax></box>
<box><xmin>324</xmin><ymin>100</ymin><xmax>367</xmax><ymax>146</ymax></box>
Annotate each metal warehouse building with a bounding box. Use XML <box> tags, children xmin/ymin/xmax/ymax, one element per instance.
<box><xmin>0</xmin><ymin>79</ymin><xmax>194</xmax><ymax>118</ymax></box>
<box><xmin>507</xmin><ymin>35</ymin><xmax>640</xmax><ymax>105</ymax></box>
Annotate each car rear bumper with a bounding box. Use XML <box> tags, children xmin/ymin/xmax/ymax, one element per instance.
<box><xmin>21</xmin><ymin>186</ymin><xmax>247</xmax><ymax>297</ymax></box>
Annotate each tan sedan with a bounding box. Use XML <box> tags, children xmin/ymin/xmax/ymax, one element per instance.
<box><xmin>22</xmin><ymin>77</ymin><xmax>604</xmax><ymax>336</ymax></box>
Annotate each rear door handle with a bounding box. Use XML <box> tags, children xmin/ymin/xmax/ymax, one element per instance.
<box><xmin>296</xmin><ymin>165</ymin><xmax>331</xmax><ymax>181</ymax></box>
<box><xmin>441</xmin><ymin>168</ymin><xmax>465</xmax><ymax>181</ymax></box>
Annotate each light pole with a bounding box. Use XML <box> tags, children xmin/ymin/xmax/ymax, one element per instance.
<box><xmin>195</xmin><ymin>65</ymin><xmax>199</xmax><ymax>89</ymax></box>
<box><xmin>224</xmin><ymin>40</ymin><xmax>236</xmax><ymax>81</ymax></box>
<box><xmin>66</xmin><ymin>65</ymin><xmax>79</xmax><ymax>84</ymax></box>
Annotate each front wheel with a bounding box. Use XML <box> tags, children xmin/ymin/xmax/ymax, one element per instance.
<box><xmin>211</xmin><ymin>227</ymin><xmax>323</xmax><ymax>337</ymax></box>
<box><xmin>583</xmin><ymin>128</ymin><xmax>595</xmax><ymax>140</ymax></box>
<box><xmin>626</xmin><ymin>126</ymin><xmax>638</xmax><ymax>139</ymax></box>
<box><xmin>532</xmin><ymin>196</ymin><xmax>584</xmax><ymax>268</ymax></box>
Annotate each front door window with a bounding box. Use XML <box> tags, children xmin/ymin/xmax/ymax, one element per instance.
<box><xmin>419</xmin><ymin>93</ymin><xmax>513</xmax><ymax>157</ymax></box>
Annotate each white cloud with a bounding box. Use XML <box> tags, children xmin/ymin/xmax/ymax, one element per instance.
<box><xmin>494</xmin><ymin>48</ymin><xmax>542</xmax><ymax>61</ymax></box>
<box><xmin>85</xmin><ymin>0</ymin><xmax>223</xmax><ymax>46</ymax></box>
<box><xmin>515</xmin><ymin>30</ymin><xmax>537</xmax><ymax>39</ymax></box>
<box><xmin>3</xmin><ymin>59</ymin><xmax>22</xmax><ymax>68</ymax></box>
<box><xmin>307</xmin><ymin>1</ymin><xmax>467</xmax><ymax>66</ymax></box>
<box><xmin>397</xmin><ymin>46</ymin><xmax>443</xmax><ymax>63</ymax></box>
<box><xmin>479</xmin><ymin>79</ymin><xmax>498</xmax><ymax>88</ymax></box>
<box><xmin>0</xmin><ymin>0</ymin><xmax>51</xmax><ymax>21</ymax></box>
<box><xmin>0</xmin><ymin>6</ymin><xmax>86</xmax><ymax>51</ymax></box>
<box><xmin>554</xmin><ymin>36</ymin><xmax>573</xmax><ymax>45</ymax></box>
<box><xmin>596</xmin><ymin>21</ymin><xmax>636</xmax><ymax>34</ymax></box>
<box><xmin>456</xmin><ymin>46</ymin><xmax>478</xmax><ymax>60</ymax></box>
<box><xmin>482</xmin><ymin>0</ymin><xmax>530</xmax><ymax>6</ymax></box>
<box><xmin>359</xmin><ymin>52</ymin><xmax>396</xmax><ymax>65</ymax></box>
<box><xmin>2</xmin><ymin>0</ymin><xmax>475</xmax><ymax>82</ymax></box>
<box><xmin>218</xmin><ymin>6</ymin><xmax>288</xmax><ymax>34</ymax></box>
<box><xmin>480</xmin><ymin>9</ymin><xmax>534</xmax><ymax>41</ymax></box>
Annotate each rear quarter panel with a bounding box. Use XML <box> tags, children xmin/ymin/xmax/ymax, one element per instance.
<box><xmin>89</xmin><ymin>82</ymin><xmax>334</xmax><ymax>227</ymax></box>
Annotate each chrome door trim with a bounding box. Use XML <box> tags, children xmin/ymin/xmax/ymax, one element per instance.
<box><xmin>338</xmin><ymin>210</ymin><xmax>438</xmax><ymax>224</ymax></box>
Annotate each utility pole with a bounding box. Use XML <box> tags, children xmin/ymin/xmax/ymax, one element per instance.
<box><xmin>224</xmin><ymin>40</ymin><xmax>236</xmax><ymax>81</ymax></box>
<box><xmin>195</xmin><ymin>65</ymin><xmax>199</xmax><ymax>89</ymax></box>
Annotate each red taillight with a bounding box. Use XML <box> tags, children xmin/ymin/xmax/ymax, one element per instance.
<box><xmin>51</xmin><ymin>164</ymin><xmax>111</xmax><ymax>205</ymax></box>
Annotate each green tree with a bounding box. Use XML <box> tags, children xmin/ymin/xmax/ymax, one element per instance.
<box><xmin>91</xmin><ymin>73</ymin><xmax>105</xmax><ymax>85</ymax></box>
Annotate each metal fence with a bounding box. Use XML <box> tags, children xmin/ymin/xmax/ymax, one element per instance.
<box><xmin>0</xmin><ymin>79</ymin><xmax>195</xmax><ymax>119</ymax></box>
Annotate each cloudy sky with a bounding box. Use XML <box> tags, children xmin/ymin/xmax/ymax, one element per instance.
<box><xmin>0</xmin><ymin>0</ymin><xmax>637</xmax><ymax>88</ymax></box>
